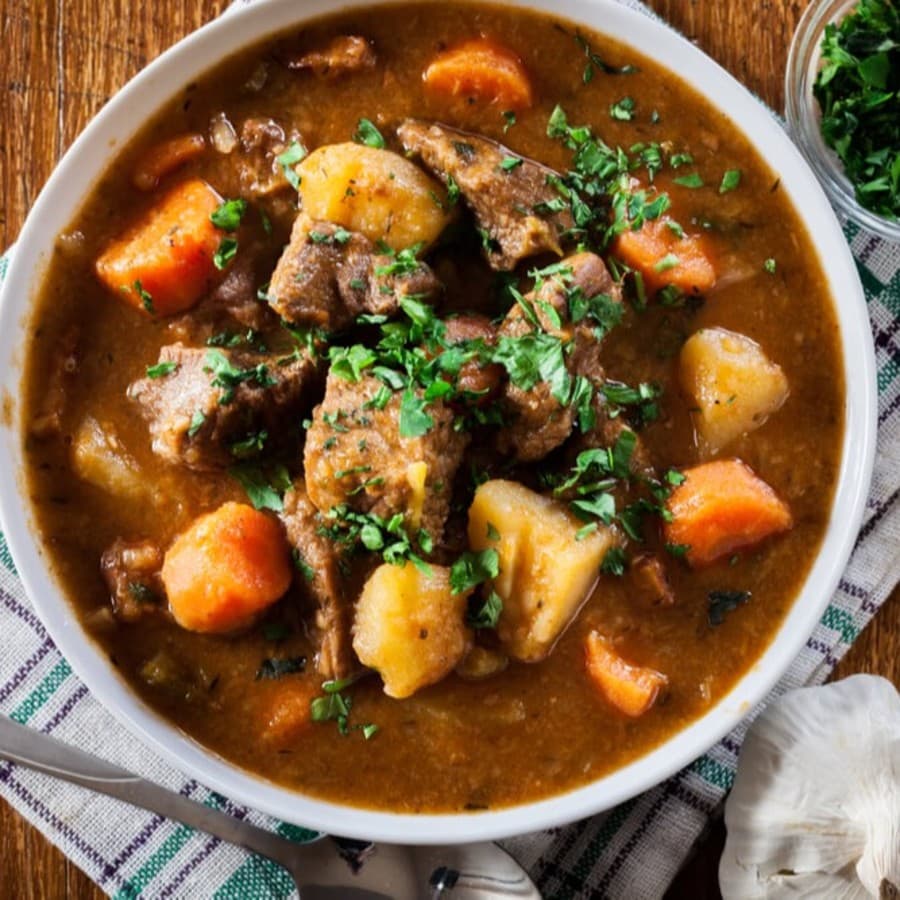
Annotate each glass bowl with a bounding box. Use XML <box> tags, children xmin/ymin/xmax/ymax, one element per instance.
<box><xmin>786</xmin><ymin>0</ymin><xmax>900</xmax><ymax>241</ymax></box>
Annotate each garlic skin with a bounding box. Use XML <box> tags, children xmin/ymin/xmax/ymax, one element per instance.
<box><xmin>720</xmin><ymin>675</ymin><xmax>900</xmax><ymax>899</ymax></box>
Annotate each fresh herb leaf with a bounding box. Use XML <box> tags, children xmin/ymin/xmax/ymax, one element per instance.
<box><xmin>353</xmin><ymin>117</ymin><xmax>386</xmax><ymax>149</ymax></box>
<box><xmin>398</xmin><ymin>388</ymin><xmax>433</xmax><ymax>437</ymax></box>
<box><xmin>673</xmin><ymin>172</ymin><xmax>704</xmax><ymax>189</ymax></box>
<box><xmin>500</xmin><ymin>156</ymin><xmax>523</xmax><ymax>171</ymax></box>
<box><xmin>187</xmin><ymin>410</ymin><xmax>206</xmax><ymax>437</ymax></box>
<box><xmin>210</xmin><ymin>198</ymin><xmax>248</xmax><ymax>232</ymax></box>
<box><xmin>502</xmin><ymin>110</ymin><xmax>517</xmax><ymax>132</ymax></box>
<box><xmin>719</xmin><ymin>169</ymin><xmax>742</xmax><ymax>193</ymax></box>
<box><xmin>213</xmin><ymin>236</ymin><xmax>238</xmax><ymax>270</ymax></box>
<box><xmin>229</xmin><ymin>463</ymin><xmax>291</xmax><ymax>512</ymax></box>
<box><xmin>255</xmin><ymin>656</ymin><xmax>306</xmax><ymax>680</ymax></box>
<box><xmin>450</xmin><ymin>548</ymin><xmax>500</xmax><ymax>594</ymax></box>
<box><xmin>609</xmin><ymin>96</ymin><xmax>636</xmax><ymax>121</ymax></box>
<box><xmin>146</xmin><ymin>361</ymin><xmax>178</xmax><ymax>379</ymax></box>
<box><xmin>764</xmin><ymin>257</ymin><xmax>777</xmax><ymax>274</ymax></box>
<box><xmin>276</xmin><ymin>141</ymin><xmax>306</xmax><ymax>189</ymax></box>
<box><xmin>600</xmin><ymin>546</ymin><xmax>627</xmax><ymax>576</ymax></box>
<box><xmin>708</xmin><ymin>589</ymin><xmax>751</xmax><ymax>625</ymax></box>
<box><xmin>466</xmin><ymin>589</ymin><xmax>503</xmax><ymax>629</ymax></box>
<box><xmin>131</xmin><ymin>280</ymin><xmax>154</xmax><ymax>315</ymax></box>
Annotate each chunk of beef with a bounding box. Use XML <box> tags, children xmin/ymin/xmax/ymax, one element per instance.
<box><xmin>630</xmin><ymin>553</ymin><xmax>675</xmax><ymax>607</ymax></box>
<box><xmin>238</xmin><ymin>117</ymin><xmax>301</xmax><ymax>198</ymax></box>
<box><xmin>443</xmin><ymin>314</ymin><xmax>505</xmax><ymax>405</ymax></box>
<box><xmin>30</xmin><ymin>326</ymin><xmax>79</xmax><ymax>439</ymax></box>
<box><xmin>101</xmin><ymin>538</ymin><xmax>164</xmax><ymax>623</ymax></box>
<box><xmin>285</xmin><ymin>35</ymin><xmax>376</xmax><ymax>78</ymax></box>
<box><xmin>128</xmin><ymin>343</ymin><xmax>321</xmax><ymax>470</ymax></box>
<box><xmin>281</xmin><ymin>483</ymin><xmax>358</xmax><ymax>679</ymax></box>
<box><xmin>268</xmin><ymin>216</ymin><xmax>443</xmax><ymax>332</ymax></box>
<box><xmin>397</xmin><ymin>119</ymin><xmax>574</xmax><ymax>271</ymax></box>
<box><xmin>304</xmin><ymin>372</ymin><xmax>468</xmax><ymax>542</ymax></box>
<box><xmin>496</xmin><ymin>252</ymin><xmax>622</xmax><ymax>461</ymax></box>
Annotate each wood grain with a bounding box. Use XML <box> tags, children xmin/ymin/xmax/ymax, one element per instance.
<box><xmin>0</xmin><ymin>0</ymin><xmax>897</xmax><ymax>897</ymax></box>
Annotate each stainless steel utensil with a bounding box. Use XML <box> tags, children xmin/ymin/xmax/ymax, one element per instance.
<box><xmin>0</xmin><ymin>715</ymin><xmax>541</xmax><ymax>899</ymax></box>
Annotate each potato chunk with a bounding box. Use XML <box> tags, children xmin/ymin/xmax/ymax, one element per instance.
<box><xmin>468</xmin><ymin>480</ymin><xmax>615</xmax><ymax>662</ymax></box>
<box><xmin>72</xmin><ymin>416</ymin><xmax>145</xmax><ymax>500</ymax></box>
<box><xmin>353</xmin><ymin>562</ymin><xmax>472</xmax><ymax>698</ymax></box>
<box><xmin>680</xmin><ymin>327</ymin><xmax>789</xmax><ymax>454</ymax></box>
<box><xmin>297</xmin><ymin>143</ymin><xmax>453</xmax><ymax>251</ymax></box>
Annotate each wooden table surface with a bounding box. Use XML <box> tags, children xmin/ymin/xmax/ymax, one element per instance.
<box><xmin>1</xmin><ymin>0</ymin><xmax>897</xmax><ymax>897</ymax></box>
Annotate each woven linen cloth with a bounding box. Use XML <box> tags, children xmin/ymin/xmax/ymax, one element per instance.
<box><xmin>2</xmin><ymin>0</ymin><xmax>899</xmax><ymax>896</ymax></box>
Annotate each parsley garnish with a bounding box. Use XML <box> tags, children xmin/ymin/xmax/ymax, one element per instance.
<box><xmin>187</xmin><ymin>410</ymin><xmax>206</xmax><ymax>437</ymax></box>
<box><xmin>146</xmin><ymin>361</ymin><xmax>178</xmax><ymax>379</ymax></box>
<box><xmin>353</xmin><ymin>117</ymin><xmax>386</xmax><ymax>149</ymax></box>
<box><xmin>255</xmin><ymin>656</ymin><xmax>306</xmax><ymax>680</ymax></box>
<box><xmin>213</xmin><ymin>236</ymin><xmax>238</xmax><ymax>270</ymax></box>
<box><xmin>210</xmin><ymin>198</ymin><xmax>248</xmax><ymax>232</ymax></box>
<box><xmin>708</xmin><ymin>589</ymin><xmax>751</xmax><ymax>625</ymax></box>
<box><xmin>764</xmin><ymin>257</ymin><xmax>777</xmax><ymax>274</ymax></box>
<box><xmin>719</xmin><ymin>169</ymin><xmax>742</xmax><ymax>193</ymax></box>
<box><xmin>467</xmin><ymin>589</ymin><xmax>503</xmax><ymax>629</ymax></box>
<box><xmin>203</xmin><ymin>349</ymin><xmax>277</xmax><ymax>404</ymax></box>
<box><xmin>292</xmin><ymin>548</ymin><xmax>316</xmax><ymax>582</ymax></box>
<box><xmin>276</xmin><ymin>141</ymin><xmax>306</xmax><ymax>189</ymax></box>
<box><xmin>450</xmin><ymin>548</ymin><xmax>500</xmax><ymax>594</ymax></box>
<box><xmin>574</xmin><ymin>32</ymin><xmax>637</xmax><ymax>82</ymax></box>
<box><xmin>814</xmin><ymin>0</ymin><xmax>900</xmax><ymax>219</ymax></box>
<box><xmin>131</xmin><ymin>280</ymin><xmax>154</xmax><ymax>315</ymax></box>
<box><xmin>673</xmin><ymin>172</ymin><xmax>704</xmax><ymax>189</ymax></box>
<box><xmin>502</xmin><ymin>110</ymin><xmax>517</xmax><ymax>132</ymax></box>
<box><xmin>609</xmin><ymin>96</ymin><xmax>636</xmax><ymax>121</ymax></box>
<box><xmin>500</xmin><ymin>156</ymin><xmax>523</xmax><ymax>171</ymax></box>
<box><xmin>600</xmin><ymin>546</ymin><xmax>627</xmax><ymax>576</ymax></box>
<box><xmin>229</xmin><ymin>463</ymin><xmax>292</xmax><ymax>512</ymax></box>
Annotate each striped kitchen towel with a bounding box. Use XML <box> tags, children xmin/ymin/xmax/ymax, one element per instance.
<box><xmin>1</xmin><ymin>3</ymin><xmax>899</xmax><ymax>899</ymax></box>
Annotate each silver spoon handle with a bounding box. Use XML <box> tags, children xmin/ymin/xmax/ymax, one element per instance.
<box><xmin>0</xmin><ymin>715</ymin><xmax>312</xmax><ymax>869</ymax></box>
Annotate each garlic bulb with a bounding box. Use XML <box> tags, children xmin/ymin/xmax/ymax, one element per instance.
<box><xmin>720</xmin><ymin>675</ymin><xmax>900</xmax><ymax>899</ymax></box>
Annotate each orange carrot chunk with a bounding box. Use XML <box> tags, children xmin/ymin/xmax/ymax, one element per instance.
<box><xmin>161</xmin><ymin>502</ymin><xmax>292</xmax><ymax>634</ymax></box>
<box><xmin>132</xmin><ymin>133</ymin><xmax>207</xmax><ymax>191</ymax></box>
<box><xmin>95</xmin><ymin>178</ymin><xmax>223</xmax><ymax>317</ymax></box>
<box><xmin>423</xmin><ymin>38</ymin><xmax>534</xmax><ymax>110</ymax></box>
<box><xmin>260</xmin><ymin>682</ymin><xmax>317</xmax><ymax>747</ymax></box>
<box><xmin>585</xmin><ymin>632</ymin><xmax>667</xmax><ymax>718</ymax></box>
<box><xmin>664</xmin><ymin>459</ymin><xmax>793</xmax><ymax>568</ymax></box>
<box><xmin>613</xmin><ymin>216</ymin><xmax>716</xmax><ymax>296</ymax></box>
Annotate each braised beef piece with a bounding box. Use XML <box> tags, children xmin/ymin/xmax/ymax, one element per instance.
<box><xmin>304</xmin><ymin>372</ymin><xmax>468</xmax><ymax>543</ymax></box>
<box><xmin>238</xmin><ymin>117</ymin><xmax>301</xmax><ymax>199</ymax></box>
<box><xmin>281</xmin><ymin>483</ymin><xmax>358</xmax><ymax>679</ymax></box>
<box><xmin>496</xmin><ymin>252</ymin><xmax>622</xmax><ymax>462</ymax></box>
<box><xmin>630</xmin><ymin>554</ymin><xmax>675</xmax><ymax>607</ymax></box>
<box><xmin>443</xmin><ymin>314</ymin><xmax>505</xmax><ymax>405</ymax></box>
<box><xmin>397</xmin><ymin>119</ymin><xmax>574</xmax><ymax>271</ymax></box>
<box><xmin>101</xmin><ymin>538</ymin><xmax>164</xmax><ymax>623</ymax></box>
<box><xmin>128</xmin><ymin>343</ymin><xmax>321</xmax><ymax>471</ymax></box>
<box><xmin>285</xmin><ymin>35</ymin><xmax>376</xmax><ymax>78</ymax></box>
<box><xmin>30</xmin><ymin>326</ymin><xmax>79</xmax><ymax>439</ymax></box>
<box><xmin>268</xmin><ymin>216</ymin><xmax>443</xmax><ymax>332</ymax></box>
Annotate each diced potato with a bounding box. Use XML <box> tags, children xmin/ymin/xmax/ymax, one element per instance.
<box><xmin>680</xmin><ymin>327</ymin><xmax>789</xmax><ymax>454</ymax></box>
<box><xmin>468</xmin><ymin>480</ymin><xmax>615</xmax><ymax>662</ymax></box>
<box><xmin>297</xmin><ymin>143</ymin><xmax>453</xmax><ymax>250</ymax></box>
<box><xmin>353</xmin><ymin>562</ymin><xmax>472</xmax><ymax>698</ymax></box>
<box><xmin>584</xmin><ymin>631</ymin><xmax>667</xmax><ymax>717</ymax></box>
<box><xmin>72</xmin><ymin>416</ymin><xmax>145</xmax><ymax>500</ymax></box>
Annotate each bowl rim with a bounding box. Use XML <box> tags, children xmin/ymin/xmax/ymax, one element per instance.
<box><xmin>785</xmin><ymin>0</ymin><xmax>900</xmax><ymax>241</ymax></box>
<box><xmin>0</xmin><ymin>0</ymin><xmax>878</xmax><ymax>844</ymax></box>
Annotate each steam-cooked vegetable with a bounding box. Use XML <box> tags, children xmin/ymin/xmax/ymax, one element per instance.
<box><xmin>468</xmin><ymin>480</ymin><xmax>616</xmax><ymax>662</ymax></box>
<box><xmin>296</xmin><ymin>143</ymin><xmax>453</xmax><ymax>250</ymax></box>
<box><xmin>584</xmin><ymin>631</ymin><xmax>667</xmax><ymax>717</ymax></box>
<box><xmin>680</xmin><ymin>327</ymin><xmax>789</xmax><ymax>453</ymax></box>
<box><xmin>352</xmin><ymin>562</ymin><xmax>472</xmax><ymax>698</ymax></box>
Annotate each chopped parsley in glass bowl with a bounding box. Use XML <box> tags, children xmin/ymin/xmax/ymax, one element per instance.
<box><xmin>786</xmin><ymin>0</ymin><xmax>900</xmax><ymax>240</ymax></box>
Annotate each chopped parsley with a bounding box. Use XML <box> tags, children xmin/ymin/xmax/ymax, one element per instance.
<box><xmin>229</xmin><ymin>463</ymin><xmax>292</xmax><ymax>512</ymax></box>
<box><xmin>673</xmin><ymin>172</ymin><xmax>705</xmax><ymax>189</ymax></box>
<box><xmin>255</xmin><ymin>656</ymin><xmax>306</xmax><ymax>680</ymax></box>
<box><xmin>574</xmin><ymin>32</ymin><xmax>637</xmax><ymax>83</ymax></box>
<box><xmin>764</xmin><ymin>257</ymin><xmax>777</xmax><ymax>274</ymax></box>
<box><xmin>320</xmin><ymin>505</ymin><xmax>431</xmax><ymax>572</ymax></box>
<box><xmin>353</xmin><ymin>117</ymin><xmax>386</xmax><ymax>149</ymax></box>
<box><xmin>309</xmin><ymin>227</ymin><xmax>352</xmax><ymax>246</ymax></box>
<box><xmin>501</xmin><ymin>110</ymin><xmax>517</xmax><ymax>132</ymax></box>
<box><xmin>814</xmin><ymin>0</ymin><xmax>900</xmax><ymax>219</ymax></box>
<box><xmin>467</xmin><ymin>589</ymin><xmax>503</xmax><ymax>629</ymax></box>
<box><xmin>449</xmin><ymin>548</ymin><xmax>500</xmax><ymax>594</ymax></box>
<box><xmin>203</xmin><ymin>349</ymin><xmax>277</xmax><ymax>404</ymax></box>
<box><xmin>500</xmin><ymin>156</ymin><xmax>523</xmax><ymax>171</ymax></box>
<box><xmin>145</xmin><ymin>361</ymin><xmax>178</xmax><ymax>379</ymax></box>
<box><xmin>609</xmin><ymin>96</ymin><xmax>636</xmax><ymax>121</ymax></box>
<box><xmin>600</xmin><ymin>546</ymin><xmax>627</xmax><ymax>576</ymax></box>
<box><xmin>708</xmin><ymin>589</ymin><xmax>751</xmax><ymax>626</ymax></box>
<box><xmin>719</xmin><ymin>169</ymin><xmax>742</xmax><ymax>193</ymax></box>
<box><xmin>210</xmin><ymin>198</ymin><xmax>248</xmax><ymax>232</ymax></box>
<box><xmin>213</xmin><ymin>236</ymin><xmax>238</xmax><ymax>270</ymax></box>
<box><xmin>292</xmin><ymin>548</ymin><xmax>316</xmax><ymax>582</ymax></box>
<box><xmin>276</xmin><ymin>140</ymin><xmax>307</xmax><ymax>190</ymax></box>
<box><xmin>130</xmin><ymin>280</ymin><xmax>154</xmax><ymax>315</ymax></box>
<box><xmin>187</xmin><ymin>410</ymin><xmax>206</xmax><ymax>437</ymax></box>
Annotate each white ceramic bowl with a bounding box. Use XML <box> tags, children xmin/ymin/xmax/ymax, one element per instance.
<box><xmin>0</xmin><ymin>0</ymin><xmax>877</xmax><ymax>844</ymax></box>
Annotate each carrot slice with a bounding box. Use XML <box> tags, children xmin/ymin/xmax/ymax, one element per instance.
<box><xmin>585</xmin><ymin>632</ymin><xmax>667</xmax><ymax>717</ymax></box>
<box><xmin>95</xmin><ymin>178</ymin><xmax>223</xmax><ymax>317</ymax></box>
<box><xmin>132</xmin><ymin>133</ymin><xmax>207</xmax><ymax>191</ymax></box>
<box><xmin>423</xmin><ymin>38</ymin><xmax>534</xmax><ymax>110</ymax></box>
<box><xmin>161</xmin><ymin>502</ymin><xmax>292</xmax><ymax>634</ymax></box>
<box><xmin>260</xmin><ymin>681</ymin><xmax>317</xmax><ymax>747</ymax></box>
<box><xmin>664</xmin><ymin>459</ymin><xmax>793</xmax><ymax>567</ymax></box>
<box><xmin>613</xmin><ymin>216</ymin><xmax>716</xmax><ymax>296</ymax></box>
